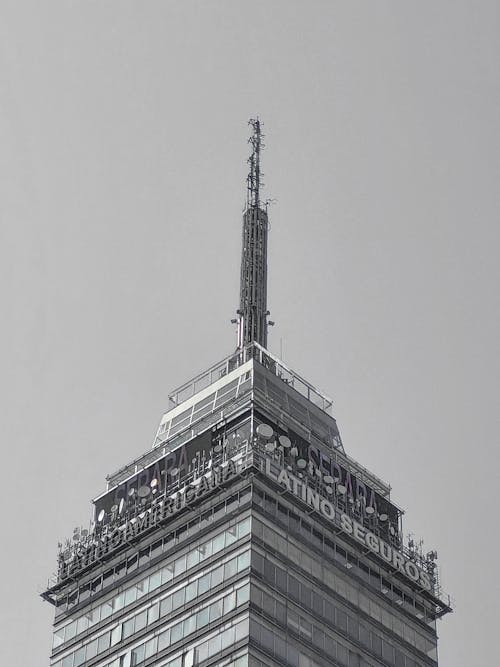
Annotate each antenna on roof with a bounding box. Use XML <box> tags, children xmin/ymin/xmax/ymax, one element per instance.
<box><xmin>233</xmin><ymin>118</ymin><xmax>274</xmax><ymax>350</ymax></box>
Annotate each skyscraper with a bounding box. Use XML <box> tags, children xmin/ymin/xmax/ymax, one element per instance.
<box><xmin>43</xmin><ymin>120</ymin><xmax>451</xmax><ymax>667</ymax></box>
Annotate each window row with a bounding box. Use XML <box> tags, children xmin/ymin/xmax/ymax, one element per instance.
<box><xmin>252</xmin><ymin>551</ymin><xmax>434</xmax><ymax>665</ymax></box>
<box><xmin>56</xmin><ymin>486</ymin><xmax>251</xmax><ymax>615</ymax></box>
<box><xmin>51</xmin><ymin>568</ymin><xmax>250</xmax><ymax>667</ymax></box>
<box><xmin>250</xmin><ymin>617</ymin><xmax>373</xmax><ymax>667</ymax></box>
<box><xmin>253</xmin><ymin>515</ymin><xmax>436</xmax><ymax>655</ymax></box>
<box><xmin>102</xmin><ymin>617</ymin><xmax>249</xmax><ymax>667</ymax></box>
<box><xmin>53</xmin><ymin>515</ymin><xmax>251</xmax><ymax>649</ymax></box>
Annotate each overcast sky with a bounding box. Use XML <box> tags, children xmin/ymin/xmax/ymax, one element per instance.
<box><xmin>1</xmin><ymin>2</ymin><xmax>499</xmax><ymax>665</ymax></box>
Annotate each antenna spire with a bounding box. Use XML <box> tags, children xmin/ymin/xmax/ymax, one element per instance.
<box><xmin>235</xmin><ymin>119</ymin><xmax>272</xmax><ymax>350</ymax></box>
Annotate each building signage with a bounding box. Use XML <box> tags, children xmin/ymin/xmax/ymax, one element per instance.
<box><xmin>94</xmin><ymin>431</ymin><xmax>214</xmax><ymax>518</ymax></box>
<box><xmin>265</xmin><ymin>460</ymin><xmax>431</xmax><ymax>592</ymax></box>
<box><xmin>59</xmin><ymin>459</ymin><xmax>241</xmax><ymax>581</ymax></box>
<box><xmin>280</xmin><ymin>425</ymin><xmax>399</xmax><ymax>526</ymax></box>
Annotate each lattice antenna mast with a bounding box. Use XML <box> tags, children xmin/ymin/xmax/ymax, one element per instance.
<box><xmin>234</xmin><ymin>119</ymin><xmax>273</xmax><ymax>350</ymax></box>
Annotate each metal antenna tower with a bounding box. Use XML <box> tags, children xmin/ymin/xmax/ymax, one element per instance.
<box><xmin>234</xmin><ymin>119</ymin><xmax>272</xmax><ymax>350</ymax></box>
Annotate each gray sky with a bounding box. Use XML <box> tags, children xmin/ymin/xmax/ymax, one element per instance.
<box><xmin>1</xmin><ymin>1</ymin><xmax>499</xmax><ymax>665</ymax></box>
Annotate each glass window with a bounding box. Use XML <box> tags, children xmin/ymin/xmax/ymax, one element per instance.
<box><xmin>86</xmin><ymin>639</ymin><xmax>98</xmax><ymax>659</ymax></box>
<box><xmin>187</xmin><ymin>549</ymin><xmax>199</xmax><ymax>569</ymax></box>
<box><xmin>65</xmin><ymin>621</ymin><xmax>77</xmax><ymax>641</ymax></box>
<box><xmin>198</xmin><ymin>572</ymin><xmax>211</xmax><ymax>595</ymax></box>
<box><xmin>135</xmin><ymin>610</ymin><xmax>147</xmax><ymax>632</ymax></box>
<box><xmin>160</xmin><ymin>596</ymin><xmax>172</xmax><ymax>617</ymax></box>
<box><xmin>148</xmin><ymin>602</ymin><xmax>160</xmax><ymax>625</ymax></box>
<box><xmin>52</xmin><ymin>627</ymin><xmax>65</xmax><ymax>650</ymax></box>
<box><xmin>224</xmin><ymin>591</ymin><xmax>236</xmax><ymax>614</ymax></box>
<box><xmin>170</xmin><ymin>621</ymin><xmax>183</xmax><ymax>644</ymax></box>
<box><xmin>211</xmin><ymin>565</ymin><xmax>224</xmax><ymax>588</ymax></box>
<box><xmin>131</xmin><ymin>644</ymin><xmax>145</xmax><ymax>666</ymax></box>
<box><xmin>112</xmin><ymin>593</ymin><xmax>125</xmax><ymax>612</ymax></box>
<box><xmin>196</xmin><ymin>606</ymin><xmax>210</xmax><ymax>629</ymax></box>
<box><xmin>149</xmin><ymin>570</ymin><xmax>161</xmax><ymax>591</ymax></box>
<box><xmin>98</xmin><ymin>632</ymin><xmax>111</xmax><ymax>652</ymax></box>
<box><xmin>101</xmin><ymin>600</ymin><xmax>113</xmax><ymax>620</ymax></box>
<box><xmin>136</xmin><ymin>578</ymin><xmax>148</xmax><ymax>599</ymax></box>
<box><xmin>237</xmin><ymin>583</ymin><xmax>250</xmax><ymax>605</ymax></box>
<box><xmin>226</xmin><ymin>525</ymin><xmax>238</xmax><ymax>547</ymax></box>
<box><xmin>238</xmin><ymin>517</ymin><xmax>251</xmax><ymax>537</ymax></box>
<box><xmin>122</xmin><ymin>617</ymin><xmax>135</xmax><ymax>639</ymax></box>
<box><xmin>174</xmin><ymin>554</ymin><xmax>187</xmax><ymax>576</ymax></box>
<box><xmin>224</xmin><ymin>557</ymin><xmax>238</xmax><ymax>580</ymax></box>
<box><xmin>238</xmin><ymin>551</ymin><xmax>250</xmax><ymax>570</ymax></box>
<box><xmin>173</xmin><ymin>588</ymin><xmax>185</xmax><ymax>610</ymax></box>
<box><xmin>158</xmin><ymin>628</ymin><xmax>170</xmax><ymax>651</ymax></box>
<box><xmin>213</xmin><ymin>532</ymin><xmax>225</xmax><ymax>553</ymax></box>
<box><xmin>209</xmin><ymin>599</ymin><xmax>223</xmax><ymax>623</ymax></box>
<box><xmin>73</xmin><ymin>647</ymin><xmax>86</xmax><ymax>667</ymax></box>
<box><xmin>162</xmin><ymin>563</ymin><xmax>174</xmax><ymax>585</ymax></box>
<box><xmin>185</xmin><ymin>581</ymin><xmax>198</xmax><ymax>604</ymax></box>
<box><xmin>145</xmin><ymin>637</ymin><xmax>158</xmax><ymax>659</ymax></box>
<box><xmin>76</xmin><ymin>615</ymin><xmax>89</xmax><ymax>634</ymax></box>
<box><xmin>110</xmin><ymin>625</ymin><xmax>121</xmax><ymax>646</ymax></box>
<box><xmin>183</xmin><ymin>614</ymin><xmax>196</xmax><ymax>637</ymax></box>
<box><xmin>124</xmin><ymin>586</ymin><xmax>137</xmax><ymax>605</ymax></box>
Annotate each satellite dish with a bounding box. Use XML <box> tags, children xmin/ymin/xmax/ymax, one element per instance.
<box><xmin>297</xmin><ymin>458</ymin><xmax>307</xmax><ymax>469</ymax></box>
<box><xmin>150</xmin><ymin>478</ymin><xmax>158</xmax><ymax>488</ymax></box>
<box><xmin>325</xmin><ymin>486</ymin><xmax>333</xmax><ymax>494</ymax></box>
<box><xmin>379</xmin><ymin>513</ymin><xmax>388</xmax><ymax>521</ymax></box>
<box><xmin>265</xmin><ymin>441</ymin><xmax>276</xmax><ymax>452</ymax></box>
<box><xmin>138</xmin><ymin>486</ymin><xmax>151</xmax><ymax>498</ymax></box>
<box><xmin>72</xmin><ymin>533</ymin><xmax>79</xmax><ymax>541</ymax></box>
<box><xmin>170</xmin><ymin>468</ymin><xmax>179</xmax><ymax>477</ymax></box>
<box><xmin>365</xmin><ymin>506</ymin><xmax>375</xmax><ymax>515</ymax></box>
<box><xmin>324</xmin><ymin>475</ymin><xmax>334</xmax><ymax>484</ymax></box>
<box><xmin>278</xmin><ymin>435</ymin><xmax>291</xmax><ymax>448</ymax></box>
<box><xmin>111</xmin><ymin>504</ymin><xmax>118</xmax><ymax>513</ymax></box>
<box><xmin>73</xmin><ymin>527</ymin><xmax>79</xmax><ymax>534</ymax></box>
<box><xmin>97</xmin><ymin>510</ymin><xmax>105</xmax><ymax>522</ymax></box>
<box><xmin>256</xmin><ymin>423</ymin><xmax>274</xmax><ymax>440</ymax></box>
<box><xmin>81</xmin><ymin>529</ymin><xmax>88</xmax><ymax>538</ymax></box>
<box><xmin>337</xmin><ymin>484</ymin><xmax>347</xmax><ymax>495</ymax></box>
<box><xmin>389</xmin><ymin>525</ymin><xmax>396</xmax><ymax>535</ymax></box>
<box><xmin>213</xmin><ymin>444</ymin><xmax>222</xmax><ymax>453</ymax></box>
<box><xmin>118</xmin><ymin>499</ymin><xmax>125</xmax><ymax>514</ymax></box>
<box><xmin>128</xmin><ymin>488</ymin><xmax>136</xmax><ymax>498</ymax></box>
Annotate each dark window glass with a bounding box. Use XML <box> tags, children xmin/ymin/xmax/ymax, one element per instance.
<box><xmin>372</xmin><ymin>632</ymin><xmax>382</xmax><ymax>656</ymax></box>
<box><xmin>139</xmin><ymin>547</ymin><xmax>149</xmax><ymax>566</ymax></box>
<box><xmin>276</xmin><ymin>600</ymin><xmax>286</xmax><ymax>626</ymax></box>
<box><xmin>359</xmin><ymin>624</ymin><xmax>370</xmax><ymax>648</ymax></box>
<box><xmin>276</xmin><ymin>565</ymin><xmax>287</xmax><ymax>592</ymax></box>
<box><xmin>97</xmin><ymin>632</ymin><xmax>111</xmax><ymax>652</ymax></box>
<box><xmin>123</xmin><ymin>618</ymin><xmax>135</xmax><ymax>639</ymax></box>
<box><xmin>289</xmin><ymin>575</ymin><xmax>300</xmax><ymax>601</ymax></box>
<box><xmin>264</xmin><ymin>559</ymin><xmax>275</xmax><ymax>585</ymax></box>
<box><xmin>313</xmin><ymin>625</ymin><xmax>325</xmax><ymax>650</ymax></box>
<box><xmin>198</xmin><ymin>573</ymin><xmax>211</xmax><ymax>595</ymax></box>
<box><xmin>211</xmin><ymin>564</ymin><xmax>223</xmax><ymax>588</ymax></box>
<box><xmin>252</xmin><ymin>551</ymin><xmax>264</xmax><ymax>574</ymax></box>
<box><xmin>312</xmin><ymin>591</ymin><xmax>323</xmax><ymax>615</ymax></box>
<box><xmin>263</xmin><ymin>592</ymin><xmax>274</xmax><ymax>617</ymax></box>
<box><xmin>337</xmin><ymin>609</ymin><xmax>348</xmax><ymax>632</ymax></box>
<box><xmin>127</xmin><ymin>554</ymin><xmax>138</xmax><ymax>573</ymax></box>
<box><xmin>324</xmin><ymin>600</ymin><xmax>335</xmax><ymax>623</ymax></box>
